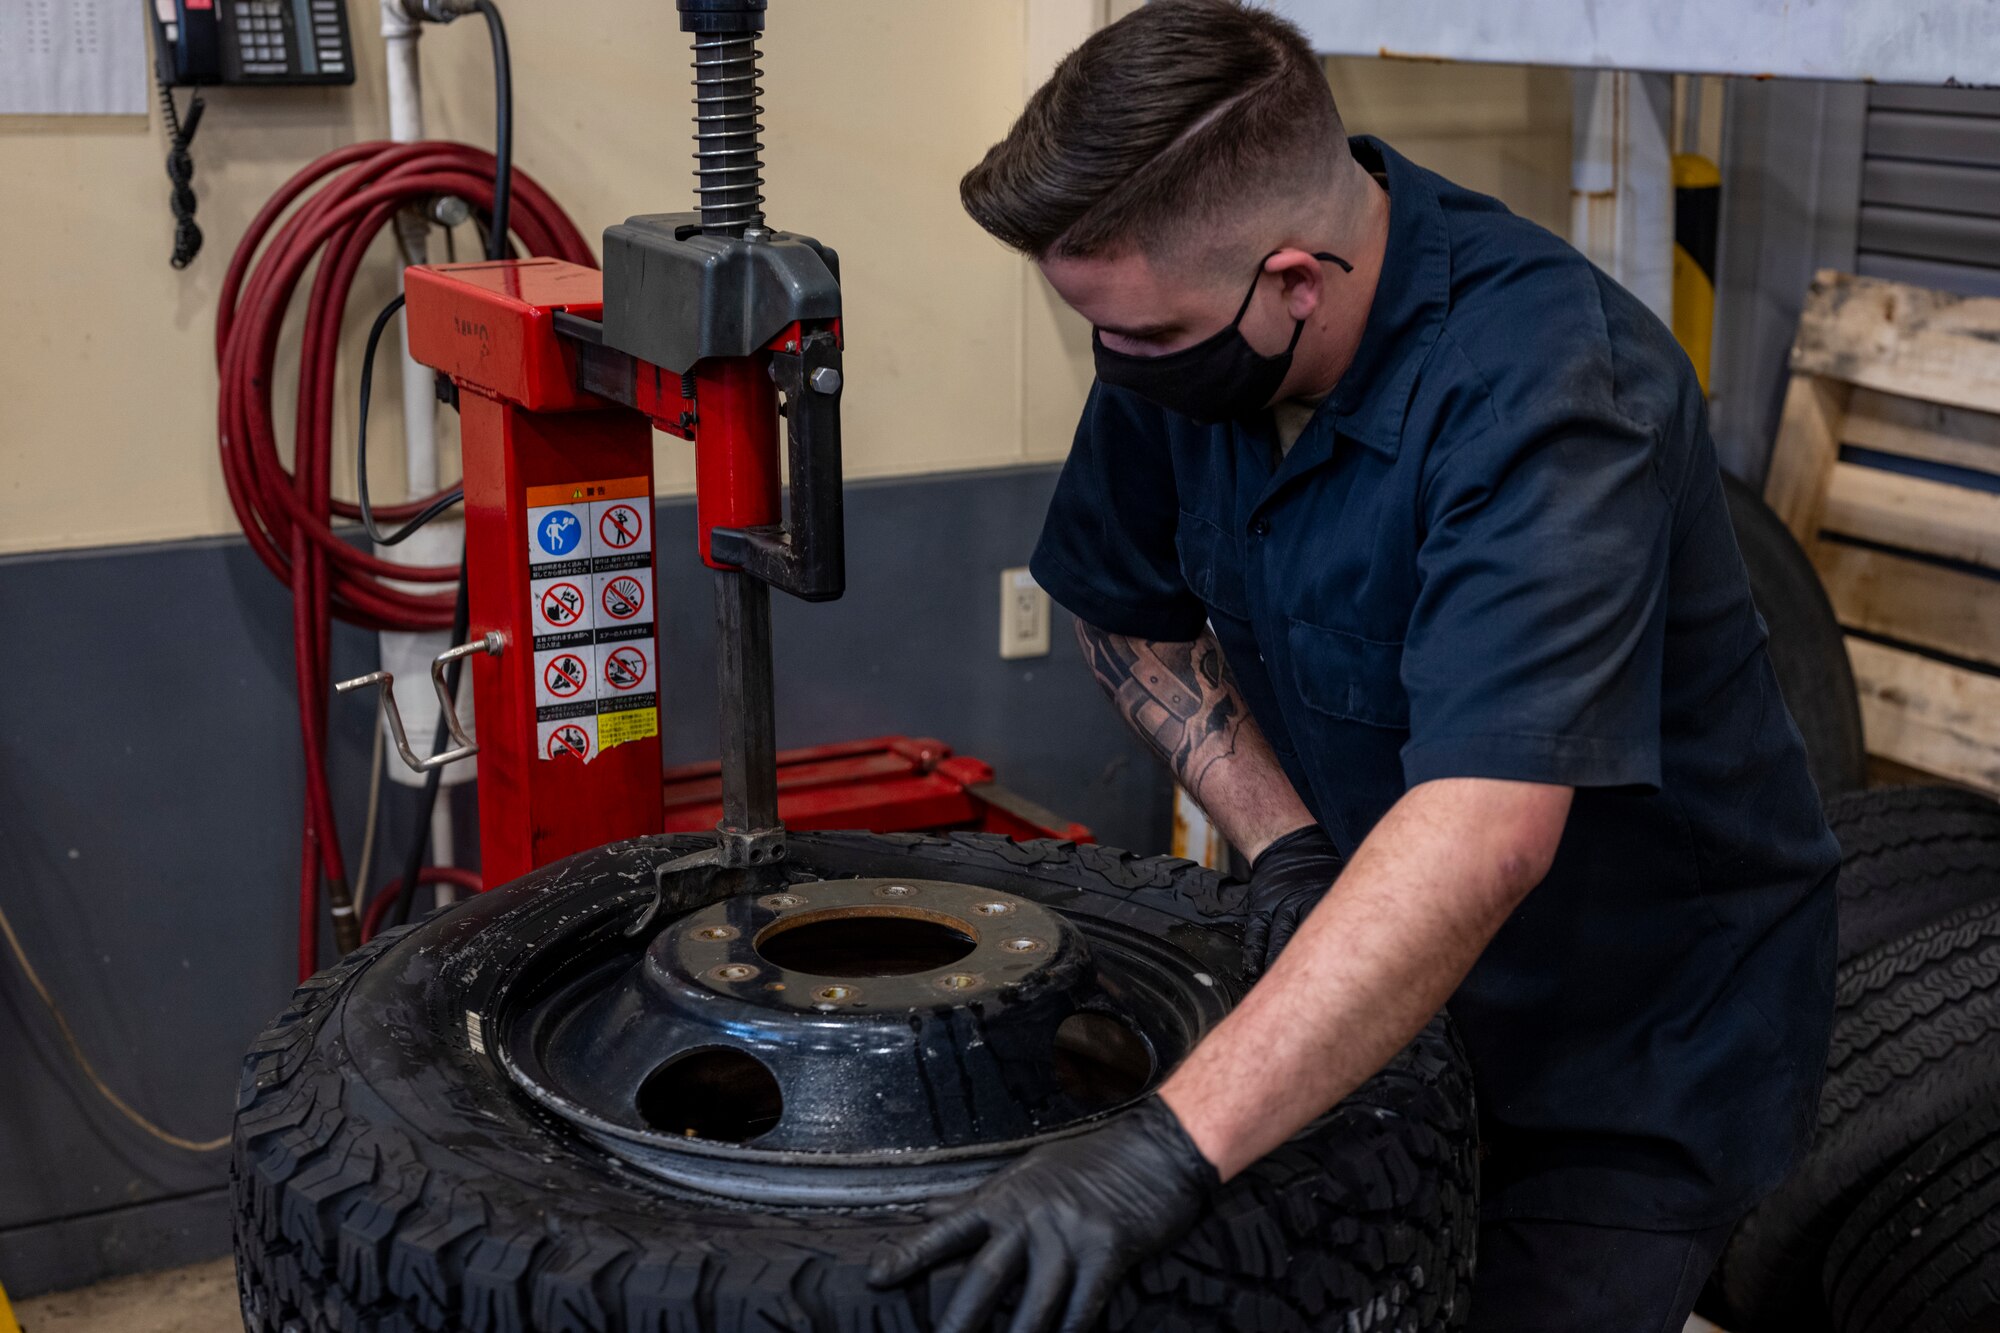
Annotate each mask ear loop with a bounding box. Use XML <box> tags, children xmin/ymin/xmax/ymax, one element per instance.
<box><xmin>1228</xmin><ymin>250</ymin><xmax>1285</xmax><ymax>327</ymax></box>
<box><xmin>1257</xmin><ymin>251</ymin><xmax>1357</xmax><ymax>356</ymax></box>
<box><xmin>1235</xmin><ymin>249</ymin><xmax>1356</xmax><ymax>329</ymax></box>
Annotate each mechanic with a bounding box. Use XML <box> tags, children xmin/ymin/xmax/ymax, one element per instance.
<box><xmin>869</xmin><ymin>2</ymin><xmax>1840</xmax><ymax>1330</ymax></box>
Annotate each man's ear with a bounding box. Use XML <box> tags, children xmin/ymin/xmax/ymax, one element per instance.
<box><xmin>1269</xmin><ymin>249</ymin><xmax>1324</xmax><ymax>322</ymax></box>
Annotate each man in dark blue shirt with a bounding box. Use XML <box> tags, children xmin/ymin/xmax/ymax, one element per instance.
<box><xmin>868</xmin><ymin>3</ymin><xmax>1839</xmax><ymax>1330</ymax></box>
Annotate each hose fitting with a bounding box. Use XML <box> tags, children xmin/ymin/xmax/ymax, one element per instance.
<box><xmin>402</xmin><ymin>0</ymin><xmax>478</xmax><ymax>22</ymax></box>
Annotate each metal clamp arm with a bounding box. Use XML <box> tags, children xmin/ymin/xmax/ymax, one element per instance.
<box><xmin>709</xmin><ymin>328</ymin><xmax>845</xmax><ymax>603</ymax></box>
<box><xmin>336</xmin><ymin>632</ymin><xmax>504</xmax><ymax>774</ymax></box>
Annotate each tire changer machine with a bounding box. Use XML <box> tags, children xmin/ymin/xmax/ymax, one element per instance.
<box><xmin>339</xmin><ymin>0</ymin><xmax>1083</xmax><ymax>893</ymax></box>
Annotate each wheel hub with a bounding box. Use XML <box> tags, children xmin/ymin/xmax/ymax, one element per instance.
<box><xmin>666</xmin><ymin>877</ymin><xmax>1085</xmax><ymax>1017</ymax></box>
<box><xmin>499</xmin><ymin>873</ymin><xmax>1227</xmax><ymax>1203</ymax></box>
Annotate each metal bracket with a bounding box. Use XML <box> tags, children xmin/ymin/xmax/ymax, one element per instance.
<box><xmin>710</xmin><ymin>328</ymin><xmax>846</xmax><ymax>602</ymax></box>
<box><xmin>624</xmin><ymin>832</ymin><xmax>787</xmax><ymax>939</ymax></box>
<box><xmin>336</xmin><ymin>632</ymin><xmax>504</xmax><ymax>774</ymax></box>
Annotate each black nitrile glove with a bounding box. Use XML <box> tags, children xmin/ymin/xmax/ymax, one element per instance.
<box><xmin>1239</xmin><ymin>823</ymin><xmax>1344</xmax><ymax>979</ymax></box>
<box><xmin>868</xmin><ymin>1095</ymin><xmax>1220</xmax><ymax>1333</ymax></box>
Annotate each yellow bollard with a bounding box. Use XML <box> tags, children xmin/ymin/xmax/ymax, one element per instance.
<box><xmin>0</xmin><ymin>1277</ymin><xmax>21</xmax><ymax>1333</ymax></box>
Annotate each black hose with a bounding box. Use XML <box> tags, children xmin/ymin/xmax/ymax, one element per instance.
<box><xmin>474</xmin><ymin>0</ymin><xmax>512</xmax><ymax>261</ymax></box>
<box><xmin>355</xmin><ymin>294</ymin><xmax>465</xmax><ymax>546</ymax></box>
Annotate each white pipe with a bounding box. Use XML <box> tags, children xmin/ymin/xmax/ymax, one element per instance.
<box><xmin>1569</xmin><ymin>70</ymin><xmax>1675</xmax><ymax>325</ymax></box>
<box><xmin>375</xmin><ymin>0</ymin><xmax>473</xmax><ymax>798</ymax></box>
<box><xmin>383</xmin><ymin>0</ymin><xmax>436</xmax><ymax>498</ymax></box>
<box><xmin>429</xmin><ymin>796</ymin><xmax>458</xmax><ymax>902</ymax></box>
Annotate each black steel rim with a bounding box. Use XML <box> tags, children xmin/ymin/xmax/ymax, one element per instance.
<box><xmin>496</xmin><ymin>872</ymin><xmax>1232</xmax><ymax>1205</ymax></box>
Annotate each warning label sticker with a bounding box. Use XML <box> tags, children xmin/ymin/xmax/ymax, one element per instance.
<box><xmin>524</xmin><ymin>476</ymin><xmax>659</xmax><ymax>763</ymax></box>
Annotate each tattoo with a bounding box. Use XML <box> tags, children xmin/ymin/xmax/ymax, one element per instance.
<box><xmin>1074</xmin><ymin>622</ymin><xmax>1248</xmax><ymax>803</ymax></box>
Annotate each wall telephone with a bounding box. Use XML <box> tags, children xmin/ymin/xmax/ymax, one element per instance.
<box><xmin>148</xmin><ymin>0</ymin><xmax>355</xmax><ymax>267</ymax></box>
<box><xmin>151</xmin><ymin>0</ymin><xmax>355</xmax><ymax>86</ymax></box>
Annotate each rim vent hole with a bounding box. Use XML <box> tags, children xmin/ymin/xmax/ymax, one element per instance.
<box><xmin>636</xmin><ymin>1047</ymin><xmax>783</xmax><ymax>1143</ymax></box>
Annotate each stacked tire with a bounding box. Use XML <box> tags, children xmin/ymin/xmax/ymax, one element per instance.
<box><xmin>1701</xmin><ymin>786</ymin><xmax>2000</xmax><ymax>1333</ymax></box>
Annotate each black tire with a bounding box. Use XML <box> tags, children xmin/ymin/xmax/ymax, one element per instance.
<box><xmin>1702</xmin><ymin>896</ymin><xmax>2000</xmax><ymax>1332</ymax></box>
<box><xmin>232</xmin><ymin>831</ymin><xmax>1479</xmax><ymax>1332</ymax></box>
<box><xmin>1827</xmin><ymin>785</ymin><xmax>2000</xmax><ymax>962</ymax></box>
<box><xmin>1723</xmin><ymin>472</ymin><xmax>1869</xmax><ymax>799</ymax></box>
<box><xmin>1824</xmin><ymin>1098</ymin><xmax>2000</xmax><ymax>1333</ymax></box>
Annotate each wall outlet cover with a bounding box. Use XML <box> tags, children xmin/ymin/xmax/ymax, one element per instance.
<box><xmin>1000</xmin><ymin>566</ymin><xmax>1051</xmax><ymax>660</ymax></box>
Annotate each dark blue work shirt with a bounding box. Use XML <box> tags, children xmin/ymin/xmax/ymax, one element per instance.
<box><xmin>1031</xmin><ymin>138</ymin><xmax>1839</xmax><ymax>1229</ymax></box>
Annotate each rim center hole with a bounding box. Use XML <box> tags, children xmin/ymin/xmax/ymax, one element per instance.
<box><xmin>754</xmin><ymin>907</ymin><xmax>978</xmax><ymax>978</ymax></box>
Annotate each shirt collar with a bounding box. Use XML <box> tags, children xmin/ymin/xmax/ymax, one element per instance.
<box><xmin>1320</xmin><ymin>136</ymin><xmax>1451</xmax><ymax>457</ymax></box>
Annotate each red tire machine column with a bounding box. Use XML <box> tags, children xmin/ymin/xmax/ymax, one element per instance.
<box><xmin>348</xmin><ymin>0</ymin><xmax>843</xmax><ymax>886</ymax></box>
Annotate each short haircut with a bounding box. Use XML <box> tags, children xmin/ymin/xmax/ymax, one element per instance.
<box><xmin>961</xmin><ymin>0</ymin><xmax>1345</xmax><ymax>263</ymax></box>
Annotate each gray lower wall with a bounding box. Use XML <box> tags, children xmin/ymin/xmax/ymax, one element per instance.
<box><xmin>0</xmin><ymin>462</ymin><xmax>1169</xmax><ymax>1297</ymax></box>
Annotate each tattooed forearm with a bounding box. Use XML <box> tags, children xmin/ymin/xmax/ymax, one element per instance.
<box><xmin>1073</xmin><ymin>622</ymin><xmax>1248</xmax><ymax>805</ymax></box>
<box><xmin>1073</xmin><ymin>619</ymin><xmax>1316</xmax><ymax>858</ymax></box>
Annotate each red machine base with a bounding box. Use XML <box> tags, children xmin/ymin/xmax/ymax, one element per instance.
<box><xmin>661</xmin><ymin>736</ymin><xmax>1093</xmax><ymax>844</ymax></box>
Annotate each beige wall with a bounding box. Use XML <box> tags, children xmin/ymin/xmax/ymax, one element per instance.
<box><xmin>0</xmin><ymin>5</ymin><xmax>1575</xmax><ymax>558</ymax></box>
<box><xmin>0</xmin><ymin>0</ymin><xmax>1038</xmax><ymax>555</ymax></box>
<box><xmin>1327</xmin><ymin>56</ymin><xmax>1575</xmax><ymax>238</ymax></box>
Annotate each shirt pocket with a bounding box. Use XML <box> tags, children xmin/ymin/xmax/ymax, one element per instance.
<box><xmin>1173</xmin><ymin>512</ymin><xmax>1251</xmax><ymax>621</ymax></box>
<box><xmin>1288</xmin><ymin>620</ymin><xmax>1410</xmax><ymax>731</ymax></box>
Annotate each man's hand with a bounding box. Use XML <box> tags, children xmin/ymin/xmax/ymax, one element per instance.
<box><xmin>868</xmin><ymin>1096</ymin><xmax>1219</xmax><ymax>1333</ymax></box>
<box><xmin>1239</xmin><ymin>823</ymin><xmax>1344</xmax><ymax>977</ymax></box>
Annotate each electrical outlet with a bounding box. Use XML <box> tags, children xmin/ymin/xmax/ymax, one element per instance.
<box><xmin>999</xmin><ymin>567</ymin><xmax>1051</xmax><ymax>660</ymax></box>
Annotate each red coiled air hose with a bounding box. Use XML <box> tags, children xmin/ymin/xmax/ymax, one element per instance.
<box><xmin>215</xmin><ymin>140</ymin><xmax>594</xmax><ymax>978</ymax></box>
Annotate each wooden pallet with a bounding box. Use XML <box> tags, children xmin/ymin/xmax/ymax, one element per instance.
<box><xmin>1765</xmin><ymin>270</ymin><xmax>2000</xmax><ymax>794</ymax></box>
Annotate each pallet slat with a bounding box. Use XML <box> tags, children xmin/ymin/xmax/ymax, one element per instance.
<box><xmin>1849</xmin><ymin>637</ymin><xmax>2000</xmax><ymax>794</ymax></box>
<box><xmin>1817</xmin><ymin>542</ymin><xmax>2000</xmax><ymax>665</ymax></box>
<box><xmin>1841</xmin><ymin>386</ymin><xmax>2000</xmax><ymax>476</ymax></box>
<box><xmin>1791</xmin><ymin>271</ymin><xmax>2000</xmax><ymax>417</ymax></box>
<box><xmin>1764</xmin><ymin>375</ymin><xmax>1849</xmax><ymax>548</ymax></box>
<box><xmin>1822</xmin><ymin>462</ymin><xmax>2000</xmax><ymax>570</ymax></box>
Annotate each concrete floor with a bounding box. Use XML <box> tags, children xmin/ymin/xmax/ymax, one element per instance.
<box><xmin>6</xmin><ymin>1258</ymin><xmax>1730</xmax><ymax>1331</ymax></box>
<box><xmin>10</xmin><ymin>1258</ymin><xmax>237</xmax><ymax>1332</ymax></box>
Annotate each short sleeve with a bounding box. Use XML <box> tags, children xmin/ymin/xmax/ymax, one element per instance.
<box><xmin>1029</xmin><ymin>382</ymin><xmax>1209</xmax><ymax>641</ymax></box>
<box><xmin>1400</xmin><ymin>417</ymin><xmax>1672</xmax><ymax>791</ymax></box>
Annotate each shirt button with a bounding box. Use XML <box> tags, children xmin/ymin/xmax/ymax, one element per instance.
<box><xmin>1250</xmin><ymin>518</ymin><xmax>1272</xmax><ymax>537</ymax></box>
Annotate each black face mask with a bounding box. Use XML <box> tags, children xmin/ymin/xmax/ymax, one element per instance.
<box><xmin>1091</xmin><ymin>250</ymin><xmax>1352</xmax><ymax>424</ymax></box>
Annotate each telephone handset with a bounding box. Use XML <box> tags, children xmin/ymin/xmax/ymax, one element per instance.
<box><xmin>148</xmin><ymin>0</ymin><xmax>355</xmax><ymax>268</ymax></box>
<box><xmin>151</xmin><ymin>0</ymin><xmax>354</xmax><ymax>86</ymax></box>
